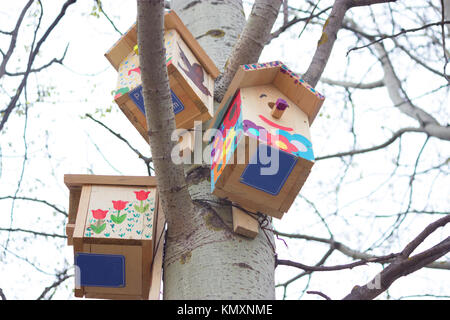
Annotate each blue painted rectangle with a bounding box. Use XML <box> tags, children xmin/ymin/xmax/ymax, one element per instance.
<box><xmin>240</xmin><ymin>145</ymin><xmax>297</xmax><ymax>196</ymax></box>
<box><xmin>129</xmin><ymin>85</ymin><xmax>184</xmax><ymax>115</ymax></box>
<box><xmin>75</xmin><ymin>253</ymin><xmax>125</xmax><ymax>288</ymax></box>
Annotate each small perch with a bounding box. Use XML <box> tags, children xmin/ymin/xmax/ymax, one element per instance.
<box><xmin>232</xmin><ymin>206</ymin><xmax>259</xmax><ymax>238</ymax></box>
<box><xmin>271</xmin><ymin>98</ymin><xmax>289</xmax><ymax>119</ymax></box>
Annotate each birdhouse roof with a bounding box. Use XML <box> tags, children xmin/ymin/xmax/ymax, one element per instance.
<box><xmin>104</xmin><ymin>10</ymin><xmax>220</xmax><ymax>79</ymax></box>
<box><xmin>64</xmin><ymin>174</ymin><xmax>157</xmax><ymax>190</ymax></box>
<box><xmin>210</xmin><ymin>61</ymin><xmax>325</xmax><ymax>130</ymax></box>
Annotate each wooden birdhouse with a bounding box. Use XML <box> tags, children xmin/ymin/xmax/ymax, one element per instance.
<box><xmin>64</xmin><ymin>175</ymin><xmax>164</xmax><ymax>300</ymax></box>
<box><xmin>105</xmin><ymin>10</ymin><xmax>219</xmax><ymax>143</ymax></box>
<box><xmin>209</xmin><ymin>61</ymin><xmax>325</xmax><ymax>220</ymax></box>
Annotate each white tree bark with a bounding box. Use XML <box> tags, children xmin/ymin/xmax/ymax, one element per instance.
<box><xmin>165</xmin><ymin>0</ymin><xmax>276</xmax><ymax>300</ymax></box>
<box><xmin>171</xmin><ymin>0</ymin><xmax>246</xmax><ymax>73</ymax></box>
<box><xmin>444</xmin><ymin>0</ymin><xmax>450</xmax><ymax>35</ymax></box>
<box><xmin>214</xmin><ymin>0</ymin><xmax>283</xmax><ymax>102</ymax></box>
<box><xmin>374</xmin><ymin>40</ymin><xmax>450</xmax><ymax>141</ymax></box>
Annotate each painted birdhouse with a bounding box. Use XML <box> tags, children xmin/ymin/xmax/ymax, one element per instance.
<box><xmin>64</xmin><ymin>175</ymin><xmax>164</xmax><ymax>300</ymax></box>
<box><xmin>209</xmin><ymin>61</ymin><xmax>325</xmax><ymax>220</ymax></box>
<box><xmin>105</xmin><ymin>10</ymin><xmax>219</xmax><ymax>143</ymax></box>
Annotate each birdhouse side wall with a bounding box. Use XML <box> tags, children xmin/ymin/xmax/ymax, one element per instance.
<box><xmin>210</xmin><ymin>90</ymin><xmax>244</xmax><ymax>192</ymax></box>
<box><xmin>171</xmin><ymin>30</ymin><xmax>214</xmax><ymax>117</ymax></box>
<box><xmin>114</xmin><ymin>29</ymin><xmax>177</xmax><ymax>101</ymax></box>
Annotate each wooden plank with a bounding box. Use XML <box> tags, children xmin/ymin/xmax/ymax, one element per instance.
<box><xmin>148</xmin><ymin>195</ymin><xmax>165</xmax><ymax>300</ymax></box>
<box><xmin>104</xmin><ymin>24</ymin><xmax>137</xmax><ymax>70</ymax></box>
<box><xmin>64</xmin><ymin>175</ymin><xmax>157</xmax><ymax>189</ymax></box>
<box><xmin>140</xmin><ymin>240</ymin><xmax>154</xmax><ymax>299</ymax></box>
<box><xmin>213</xmin><ymin>186</ymin><xmax>284</xmax><ymax>219</ymax></box>
<box><xmin>74</xmin><ymin>243</ymin><xmax>90</xmax><ymax>298</ymax></box>
<box><xmin>67</xmin><ymin>187</ymin><xmax>81</xmax><ymax>245</ymax></box>
<box><xmin>141</xmin><ymin>189</ymin><xmax>159</xmax><ymax>299</ymax></box>
<box><xmin>68</xmin><ymin>188</ymin><xmax>81</xmax><ymax>223</ymax></box>
<box><xmin>279</xmin><ymin>165</ymin><xmax>312</xmax><ymax>213</ymax></box>
<box><xmin>73</xmin><ymin>185</ymin><xmax>92</xmax><ymax>253</ymax></box>
<box><xmin>66</xmin><ymin>224</ymin><xmax>75</xmax><ymax>246</ymax></box>
<box><xmin>84</xmin><ymin>293</ymin><xmax>144</xmax><ymax>300</ymax></box>
<box><xmin>232</xmin><ymin>206</ymin><xmax>259</xmax><ymax>238</ymax></box>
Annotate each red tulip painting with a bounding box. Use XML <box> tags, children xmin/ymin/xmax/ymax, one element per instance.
<box><xmin>134</xmin><ymin>190</ymin><xmax>150</xmax><ymax>213</ymax></box>
<box><xmin>134</xmin><ymin>190</ymin><xmax>151</xmax><ymax>201</ymax></box>
<box><xmin>90</xmin><ymin>209</ymin><xmax>108</xmax><ymax>234</ymax></box>
<box><xmin>92</xmin><ymin>209</ymin><xmax>108</xmax><ymax>220</ymax></box>
<box><xmin>112</xmin><ymin>200</ymin><xmax>128</xmax><ymax>211</ymax></box>
<box><xmin>111</xmin><ymin>200</ymin><xmax>129</xmax><ymax>224</ymax></box>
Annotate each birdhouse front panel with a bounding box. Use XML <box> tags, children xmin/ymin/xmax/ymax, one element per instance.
<box><xmin>210</xmin><ymin>62</ymin><xmax>325</xmax><ymax>219</ymax></box>
<box><xmin>64</xmin><ymin>175</ymin><xmax>160</xmax><ymax>300</ymax></box>
<box><xmin>106</xmin><ymin>11</ymin><xmax>219</xmax><ymax>143</ymax></box>
<box><xmin>83</xmin><ymin>185</ymin><xmax>155</xmax><ymax>240</ymax></box>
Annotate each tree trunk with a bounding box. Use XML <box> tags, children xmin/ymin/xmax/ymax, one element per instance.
<box><xmin>160</xmin><ymin>0</ymin><xmax>276</xmax><ymax>299</ymax></box>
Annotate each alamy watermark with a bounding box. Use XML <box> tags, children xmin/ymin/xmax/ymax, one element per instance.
<box><xmin>170</xmin><ymin>121</ymin><xmax>282</xmax><ymax>176</ymax></box>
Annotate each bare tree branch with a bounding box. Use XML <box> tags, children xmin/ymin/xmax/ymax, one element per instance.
<box><xmin>269</xmin><ymin>5</ymin><xmax>332</xmax><ymax>43</ymax></box>
<box><xmin>0</xmin><ymin>196</ymin><xmax>67</xmax><ymax>217</ymax></box>
<box><xmin>4</xmin><ymin>43</ymin><xmax>69</xmax><ymax>77</ymax></box>
<box><xmin>0</xmin><ymin>0</ymin><xmax>77</xmax><ymax>133</ymax></box>
<box><xmin>36</xmin><ymin>269</ymin><xmax>72</xmax><ymax>300</ymax></box>
<box><xmin>0</xmin><ymin>288</ymin><xmax>6</xmax><ymax>300</ymax></box>
<box><xmin>343</xmin><ymin>215</ymin><xmax>450</xmax><ymax>299</ymax></box>
<box><xmin>374</xmin><ymin>42</ymin><xmax>450</xmax><ymax>140</ymax></box>
<box><xmin>303</xmin><ymin>0</ymin><xmax>396</xmax><ymax>87</ymax></box>
<box><xmin>0</xmin><ymin>0</ymin><xmax>34</xmax><ymax>79</ymax></box>
<box><xmin>276</xmin><ymin>247</ymin><xmax>334</xmax><ymax>289</ymax></box>
<box><xmin>137</xmin><ymin>0</ymin><xmax>195</xmax><ymax>230</ymax></box>
<box><xmin>316</xmin><ymin>127</ymin><xmax>424</xmax><ymax>161</ymax></box>
<box><xmin>307</xmin><ymin>290</ymin><xmax>332</xmax><ymax>300</ymax></box>
<box><xmin>85</xmin><ymin>113</ymin><xmax>153</xmax><ymax>174</ymax></box>
<box><xmin>347</xmin><ymin>20</ymin><xmax>450</xmax><ymax>56</ymax></box>
<box><xmin>0</xmin><ymin>227</ymin><xmax>66</xmax><ymax>239</ymax></box>
<box><xmin>274</xmin><ymin>230</ymin><xmax>450</xmax><ymax>270</ymax></box>
<box><xmin>277</xmin><ymin>252</ymin><xmax>398</xmax><ymax>272</ymax></box>
<box><xmin>215</xmin><ymin>0</ymin><xmax>283</xmax><ymax>102</ymax></box>
<box><xmin>321</xmin><ymin>77</ymin><xmax>384</xmax><ymax>89</ymax></box>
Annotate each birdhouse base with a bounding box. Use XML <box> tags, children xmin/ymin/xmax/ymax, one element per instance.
<box><xmin>212</xmin><ymin>137</ymin><xmax>313</xmax><ymax>219</ymax></box>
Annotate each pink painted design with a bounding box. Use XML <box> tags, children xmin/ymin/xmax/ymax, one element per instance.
<box><xmin>112</xmin><ymin>200</ymin><xmax>128</xmax><ymax>211</ymax></box>
<box><xmin>258</xmin><ymin>115</ymin><xmax>293</xmax><ymax>132</ymax></box>
<box><xmin>134</xmin><ymin>190</ymin><xmax>151</xmax><ymax>201</ymax></box>
<box><xmin>128</xmin><ymin>67</ymin><xmax>141</xmax><ymax>76</ymax></box>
